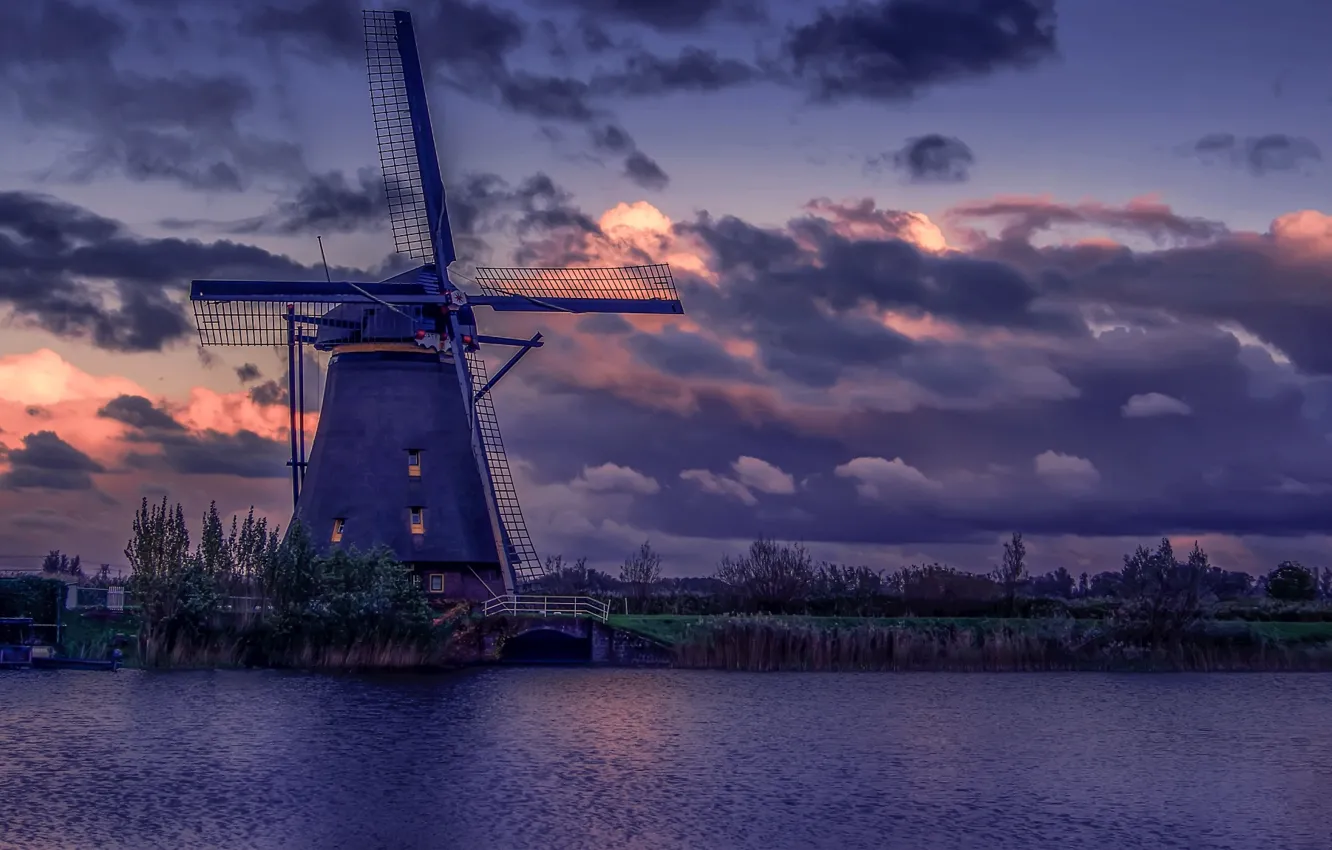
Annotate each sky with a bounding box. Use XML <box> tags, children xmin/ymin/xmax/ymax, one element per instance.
<box><xmin>2</xmin><ymin>0</ymin><xmax>1332</xmax><ymax>578</ymax></box>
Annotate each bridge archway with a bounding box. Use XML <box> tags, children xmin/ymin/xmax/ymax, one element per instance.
<box><xmin>500</xmin><ymin>628</ymin><xmax>592</xmax><ymax>664</ymax></box>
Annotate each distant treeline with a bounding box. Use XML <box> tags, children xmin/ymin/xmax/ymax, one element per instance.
<box><xmin>533</xmin><ymin>534</ymin><xmax>1332</xmax><ymax>621</ymax></box>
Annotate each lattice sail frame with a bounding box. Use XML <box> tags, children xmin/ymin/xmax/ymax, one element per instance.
<box><xmin>364</xmin><ymin>10</ymin><xmax>433</xmax><ymax>261</ymax></box>
<box><xmin>473</xmin><ymin>263</ymin><xmax>679</xmax><ymax>302</ymax></box>
<box><xmin>464</xmin><ymin>349</ymin><xmax>544</xmax><ymax>586</ymax></box>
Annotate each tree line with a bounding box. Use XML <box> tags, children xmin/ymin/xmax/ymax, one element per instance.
<box><xmin>534</xmin><ymin>533</ymin><xmax>1332</xmax><ymax>619</ymax></box>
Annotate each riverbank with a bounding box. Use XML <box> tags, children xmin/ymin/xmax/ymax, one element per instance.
<box><xmin>611</xmin><ymin>615</ymin><xmax>1332</xmax><ymax>672</ymax></box>
<box><xmin>34</xmin><ymin>610</ymin><xmax>1332</xmax><ymax>672</ymax></box>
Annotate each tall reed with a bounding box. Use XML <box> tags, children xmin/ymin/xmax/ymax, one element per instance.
<box><xmin>669</xmin><ymin>617</ymin><xmax>1332</xmax><ymax>672</ymax></box>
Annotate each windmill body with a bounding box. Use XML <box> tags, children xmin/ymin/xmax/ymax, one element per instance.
<box><xmin>189</xmin><ymin>10</ymin><xmax>683</xmax><ymax>599</ymax></box>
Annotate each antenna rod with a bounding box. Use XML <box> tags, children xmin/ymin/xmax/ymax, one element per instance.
<box><xmin>317</xmin><ymin>236</ymin><xmax>332</xmax><ymax>283</ymax></box>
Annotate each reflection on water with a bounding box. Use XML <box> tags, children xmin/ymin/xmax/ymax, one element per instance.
<box><xmin>1</xmin><ymin>669</ymin><xmax>1329</xmax><ymax>850</ymax></box>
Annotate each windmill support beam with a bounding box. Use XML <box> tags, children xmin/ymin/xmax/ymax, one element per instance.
<box><xmin>285</xmin><ymin>306</ymin><xmax>300</xmax><ymax>511</ymax></box>
<box><xmin>297</xmin><ymin>340</ymin><xmax>307</xmax><ymax>485</ymax></box>
<box><xmin>473</xmin><ymin>333</ymin><xmax>542</xmax><ymax>402</ymax></box>
<box><xmin>474</xmin><ymin>334</ymin><xmax>544</xmax><ymax>348</ymax></box>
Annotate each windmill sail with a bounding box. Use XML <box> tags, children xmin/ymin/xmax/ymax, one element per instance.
<box><xmin>473</xmin><ymin>264</ymin><xmax>682</xmax><ymax>313</ymax></box>
<box><xmin>363</xmin><ymin>9</ymin><xmax>454</xmax><ymax>266</ymax></box>
<box><xmin>465</xmin><ymin>350</ymin><xmax>544</xmax><ymax>585</ymax></box>
<box><xmin>365</xmin><ymin>8</ymin><xmax>539</xmax><ymax>592</ymax></box>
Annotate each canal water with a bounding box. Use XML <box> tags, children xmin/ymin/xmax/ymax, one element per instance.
<box><xmin>1</xmin><ymin>669</ymin><xmax>1328</xmax><ymax>850</ymax></box>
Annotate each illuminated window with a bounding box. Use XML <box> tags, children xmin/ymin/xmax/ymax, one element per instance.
<box><xmin>331</xmin><ymin>518</ymin><xmax>345</xmax><ymax>542</ymax></box>
<box><xmin>407</xmin><ymin>449</ymin><xmax>421</xmax><ymax>478</ymax></box>
<box><xmin>428</xmin><ymin>573</ymin><xmax>444</xmax><ymax>593</ymax></box>
<box><xmin>409</xmin><ymin>507</ymin><xmax>424</xmax><ymax>534</ymax></box>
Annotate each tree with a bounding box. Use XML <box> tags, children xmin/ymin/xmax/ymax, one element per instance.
<box><xmin>41</xmin><ymin>550</ymin><xmax>83</xmax><ymax>579</ymax></box>
<box><xmin>1118</xmin><ymin>539</ymin><xmax>1207</xmax><ymax>649</ymax></box>
<box><xmin>124</xmin><ymin>496</ymin><xmax>192</xmax><ymax>654</ymax></box>
<box><xmin>1266</xmin><ymin>561</ymin><xmax>1317</xmax><ymax>601</ymax></box>
<box><xmin>620</xmin><ymin>541</ymin><xmax>663</xmax><ymax>604</ymax></box>
<box><xmin>1029</xmin><ymin>567</ymin><xmax>1075</xmax><ymax>599</ymax></box>
<box><xmin>992</xmin><ymin>532</ymin><xmax>1027</xmax><ymax>614</ymax></box>
<box><xmin>714</xmin><ymin>539</ymin><xmax>815</xmax><ymax>611</ymax></box>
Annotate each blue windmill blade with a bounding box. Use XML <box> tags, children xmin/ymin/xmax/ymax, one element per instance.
<box><xmin>363</xmin><ymin>9</ymin><xmax>456</xmax><ymax>270</ymax></box>
<box><xmin>369</xmin><ymin>8</ymin><xmax>545</xmax><ymax>591</ymax></box>
<box><xmin>469</xmin><ymin>263</ymin><xmax>684</xmax><ymax>314</ymax></box>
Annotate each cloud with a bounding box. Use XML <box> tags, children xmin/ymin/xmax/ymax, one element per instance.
<box><xmin>126</xmin><ymin>429</ymin><xmax>291</xmax><ymax>479</ymax></box>
<box><xmin>0</xmin><ymin>190</ymin><xmax>373</xmax><ymax>352</ymax></box>
<box><xmin>0</xmin><ymin>348</ymin><xmax>146</xmax><ymax>406</ymax></box>
<box><xmin>680</xmin><ymin>467</ymin><xmax>758</xmax><ymax>505</ymax></box>
<box><xmin>541</xmin><ymin>0</ymin><xmax>765</xmax><ymax>32</ymax></box>
<box><xmin>1122</xmin><ymin>392</ymin><xmax>1192</xmax><ymax>418</ymax></box>
<box><xmin>235</xmin><ymin>363</ymin><xmax>262</xmax><ymax>383</ymax></box>
<box><xmin>0</xmin><ymin>2</ymin><xmax>305</xmax><ymax>191</ymax></box>
<box><xmin>468</xmin><ymin>179</ymin><xmax>1332</xmax><ymax>555</ymax></box>
<box><xmin>879</xmin><ymin>134</ymin><xmax>975</xmax><ymax>183</ymax></box>
<box><xmin>591</xmin><ymin>47</ymin><xmax>762</xmax><ymax>96</ymax></box>
<box><xmin>1033</xmin><ymin>450</ymin><xmax>1100</xmax><ymax>493</ymax></box>
<box><xmin>1189</xmin><ymin>133</ymin><xmax>1322</xmax><ymax>176</ymax></box>
<box><xmin>731</xmin><ymin>456</ymin><xmax>795</xmax><ymax>495</ymax></box>
<box><xmin>571</xmin><ymin>462</ymin><xmax>661</xmax><ymax>494</ymax></box>
<box><xmin>783</xmin><ymin>0</ymin><xmax>1058</xmax><ymax>103</ymax></box>
<box><xmin>677</xmin><ymin>456</ymin><xmax>795</xmax><ymax>506</ymax></box>
<box><xmin>588</xmin><ymin>125</ymin><xmax>671</xmax><ymax>191</ymax></box>
<box><xmin>0</xmin><ymin>430</ymin><xmax>105</xmax><ymax>491</ymax></box>
<box><xmin>623</xmin><ymin>151</ymin><xmax>670</xmax><ymax>190</ymax></box>
<box><xmin>834</xmin><ymin>456</ymin><xmax>939</xmax><ymax>499</ymax></box>
<box><xmin>96</xmin><ymin>395</ymin><xmax>186</xmax><ymax>432</ymax></box>
<box><xmin>161</xmin><ymin>169</ymin><xmax>386</xmax><ymax>236</ymax></box>
<box><xmin>237</xmin><ymin>0</ymin><xmax>678</xmax><ymax>191</ymax></box>
<box><xmin>948</xmin><ymin>194</ymin><xmax>1228</xmax><ymax>246</ymax></box>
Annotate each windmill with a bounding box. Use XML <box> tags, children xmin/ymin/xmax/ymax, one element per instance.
<box><xmin>189</xmin><ymin>9</ymin><xmax>683</xmax><ymax>599</ymax></box>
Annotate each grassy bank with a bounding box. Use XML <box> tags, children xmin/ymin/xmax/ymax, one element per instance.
<box><xmin>610</xmin><ymin>615</ymin><xmax>1332</xmax><ymax>672</ymax></box>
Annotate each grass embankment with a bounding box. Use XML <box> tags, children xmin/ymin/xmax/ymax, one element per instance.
<box><xmin>609</xmin><ymin>614</ymin><xmax>1332</xmax><ymax>672</ymax></box>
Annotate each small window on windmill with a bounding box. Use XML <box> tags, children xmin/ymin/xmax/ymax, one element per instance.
<box><xmin>428</xmin><ymin>573</ymin><xmax>444</xmax><ymax>593</ymax></box>
<box><xmin>407</xmin><ymin>449</ymin><xmax>421</xmax><ymax>477</ymax></box>
<box><xmin>331</xmin><ymin>518</ymin><xmax>346</xmax><ymax>543</ymax></box>
<box><xmin>409</xmin><ymin>507</ymin><xmax>424</xmax><ymax>534</ymax></box>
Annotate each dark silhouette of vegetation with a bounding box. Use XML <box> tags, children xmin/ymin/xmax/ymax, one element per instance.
<box><xmin>1266</xmin><ymin>561</ymin><xmax>1317</xmax><ymax>601</ymax></box>
<box><xmin>619</xmin><ymin>540</ymin><xmax>663</xmax><ymax>605</ymax></box>
<box><xmin>20</xmin><ymin>509</ymin><xmax>1332</xmax><ymax>671</ymax></box>
<box><xmin>122</xmin><ymin>497</ymin><xmax>449</xmax><ymax>668</ymax></box>
<box><xmin>992</xmin><ymin>532</ymin><xmax>1027</xmax><ymax>615</ymax></box>
<box><xmin>41</xmin><ymin>550</ymin><xmax>82</xmax><ymax>580</ymax></box>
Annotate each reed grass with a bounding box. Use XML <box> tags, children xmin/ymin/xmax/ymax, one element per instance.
<box><xmin>668</xmin><ymin>616</ymin><xmax>1332</xmax><ymax>672</ymax></box>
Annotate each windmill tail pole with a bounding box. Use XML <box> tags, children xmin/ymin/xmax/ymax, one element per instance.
<box><xmin>298</xmin><ymin>339</ymin><xmax>307</xmax><ymax>483</ymax></box>
<box><xmin>286</xmin><ymin>304</ymin><xmax>300</xmax><ymax>511</ymax></box>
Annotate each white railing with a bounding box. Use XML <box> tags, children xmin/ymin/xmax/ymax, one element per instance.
<box><xmin>483</xmin><ymin>594</ymin><xmax>610</xmax><ymax>623</ymax></box>
<box><xmin>67</xmin><ymin>586</ymin><xmax>123</xmax><ymax>611</ymax></box>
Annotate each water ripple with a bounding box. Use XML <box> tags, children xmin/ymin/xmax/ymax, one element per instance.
<box><xmin>1</xmin><ymin>670</ymin><xmax>1328</xmax><ymax>850</ymax></box>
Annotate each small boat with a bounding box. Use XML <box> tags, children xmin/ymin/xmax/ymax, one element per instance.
<box><xmin>0</xmin><ymin>616</ymin><xmax>120</xmax><ymax>671</ymax></box>
<box><xmin>31</xmin><ymin>652</ymin><xmax>121</xmax><ymax>672</ymax></box>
